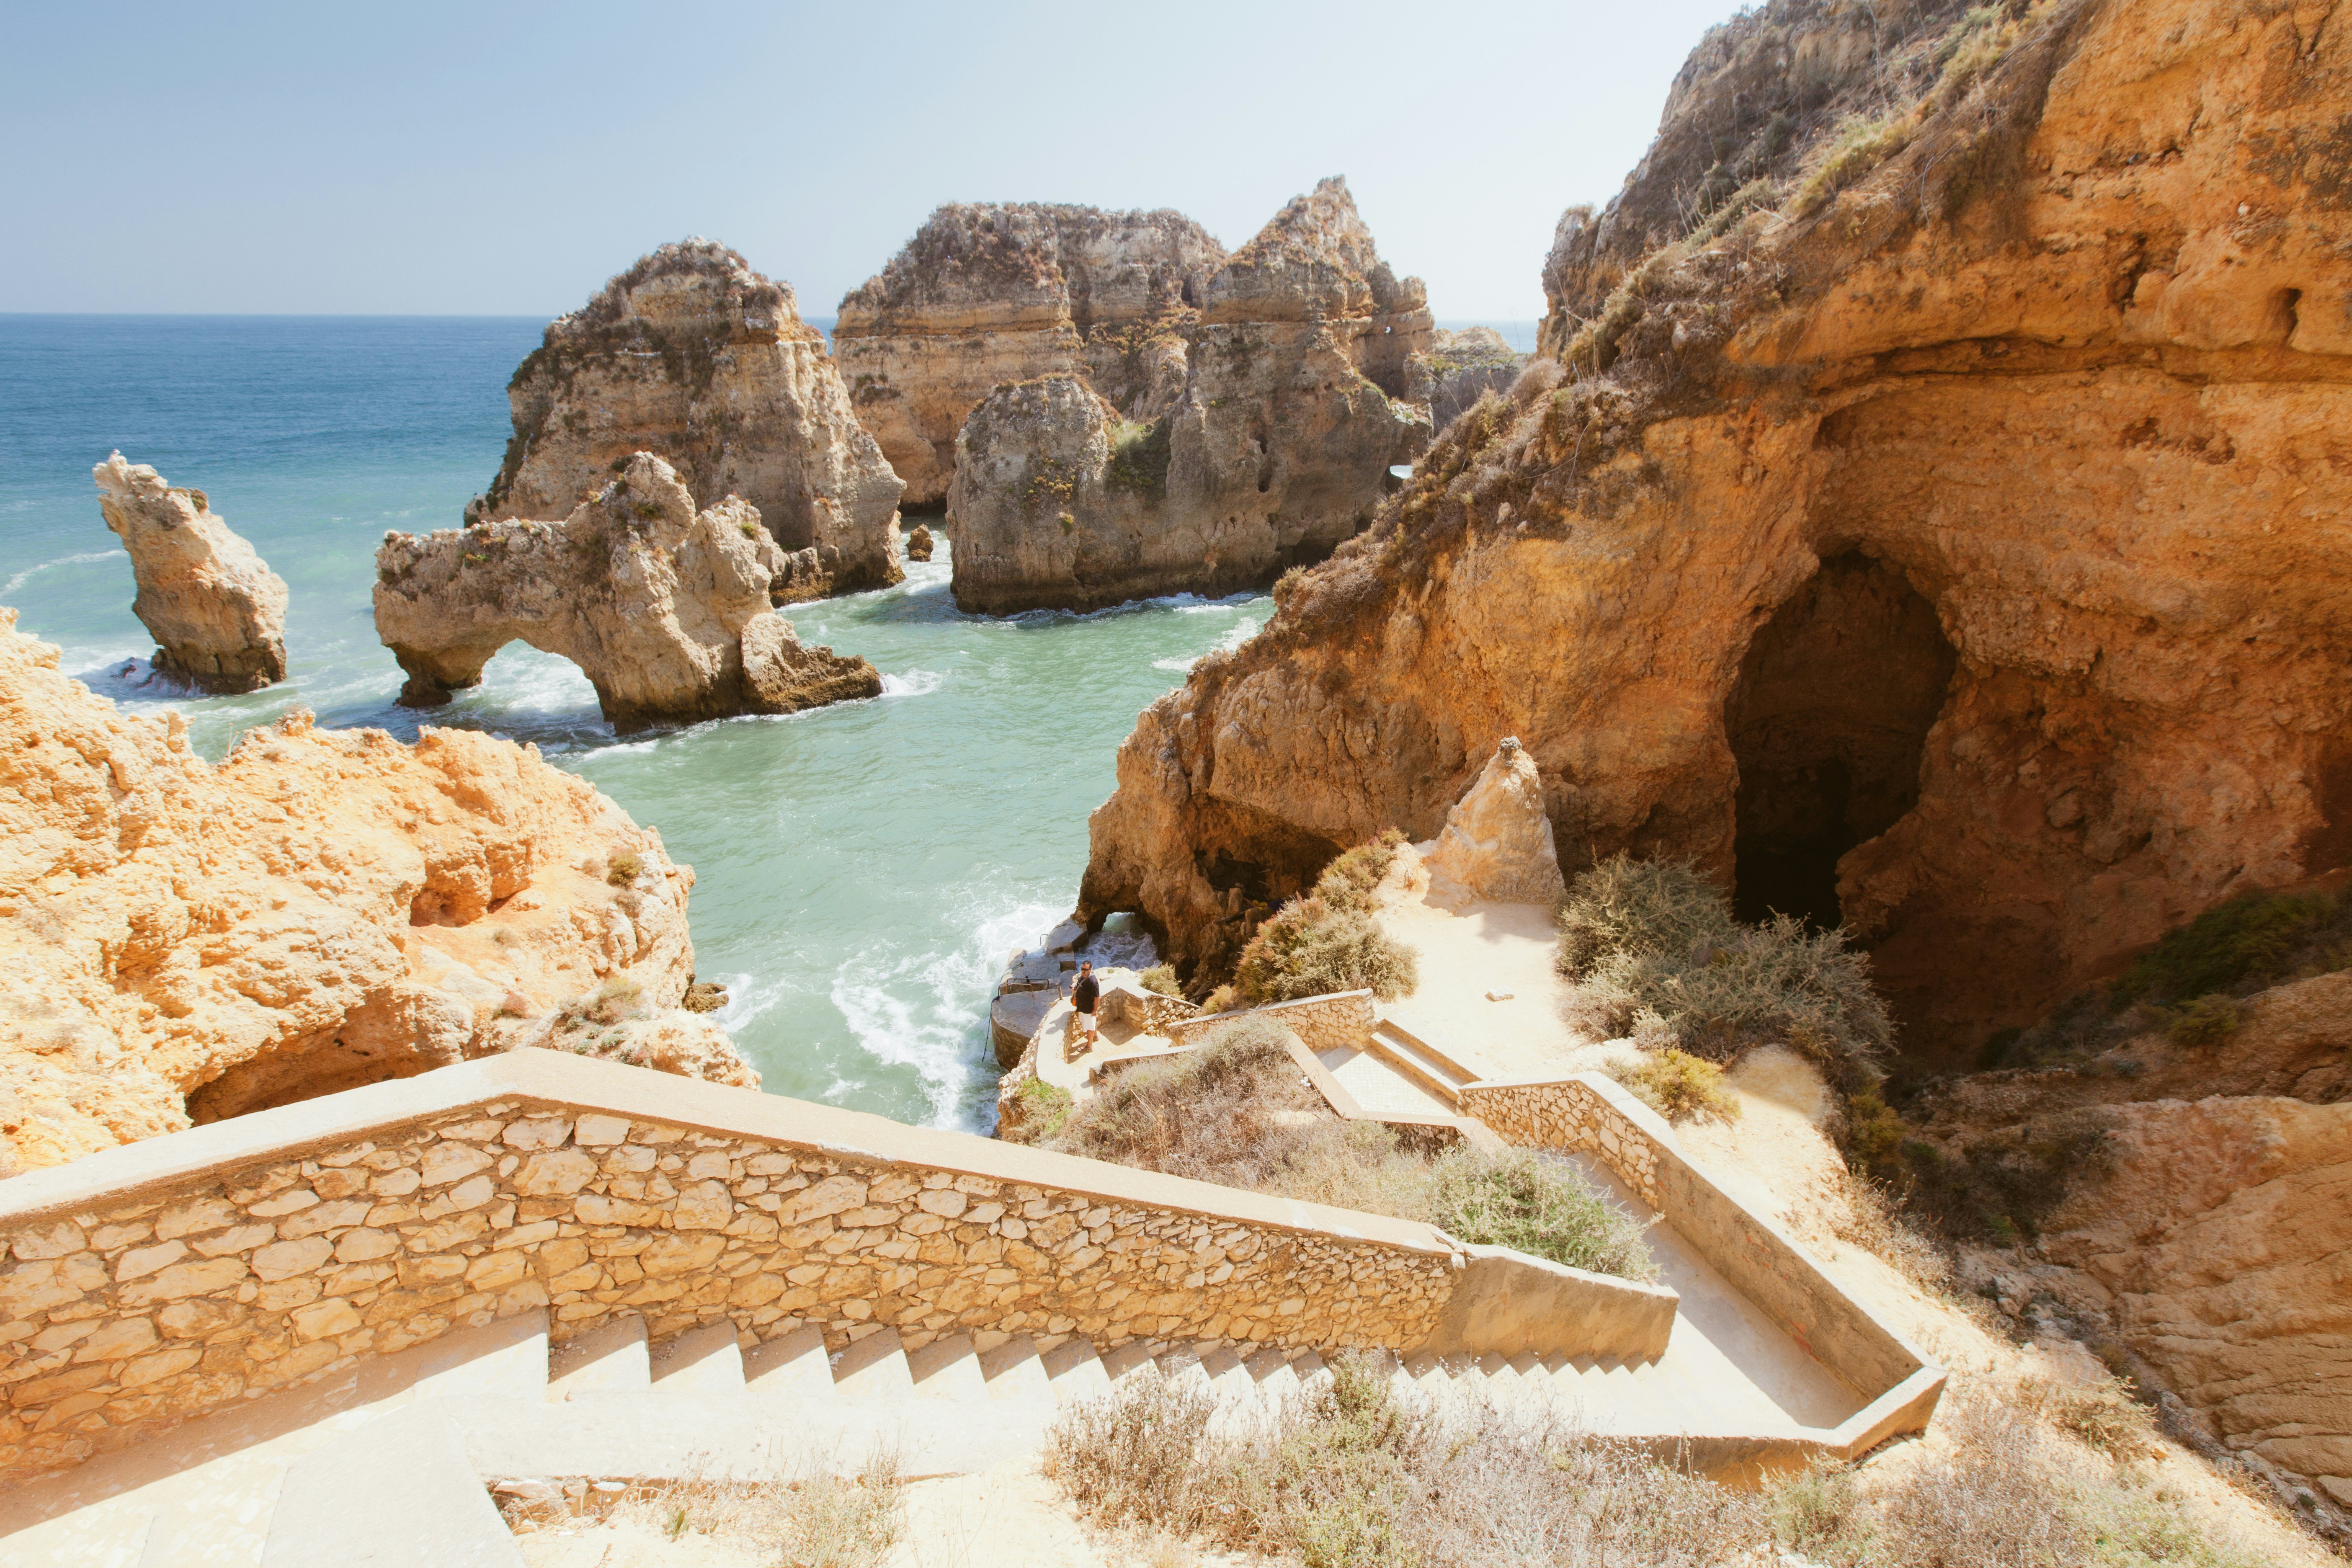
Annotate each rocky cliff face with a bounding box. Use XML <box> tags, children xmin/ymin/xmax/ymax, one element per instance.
<box><xmin>1406</xmin><ymin>327</ymin><xmax>1528</xmax><ymax>431</ymax></box>
<box><xmin>0</xmin><ymin>610</ymin><xmax>755</xmax><ymax>1175</ymax></box>
<box><xmin>1911</xmin><ymin>972</ymin><xmax>2351</xmax><ymax>1506</ymax></box>
<box><xmin>478</xmin><ymin>239</ymin><xmax>904</xmax><ymax>600</ymax></box>
<box><xmin>1082</xmin><ymin>0</ymin><xmax>2352</xmax><ymax>1044</ymax></box>
<box><xmin>92</xmin><ymin>454</ymin><xmax>288</xmax><ymax>694</ymax></box>
<box><xmin>378</xmin><ymin>454</ymin><xmax>881</xmax><ymax>733</ymax></box>
<box><xmin>833</xmin><ymin>204</ymin><xmax>1225</xmax><ymax>506</ymax></box>
<box><xmin>946</xmin><ymin>178</ymin><xmax>1435</xmax><ymax>615</ymax></box>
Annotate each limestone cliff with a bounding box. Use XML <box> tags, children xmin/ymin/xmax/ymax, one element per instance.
<box><xmin>477</xmin><ymin>239</ymin><xmax>903</xmax><ymax>600</ymax></box>
<box><xmin>946</xmin><ymin>179</ymin><xmax>1435</xmax><ymax>615</ymax></box>
<box><xmin>0</xmin><ymin>609</ymin><xmax>756</xmax><ymax>1175</ymax></box>
<box><xmin>92</xmin><ymin>454</ymin><xmax>288</xmax><ymax>694</ymax></box>
<box><xmin>377</xmin><ymin>453</ymin><xmax>881</xmax><ymax>732</ymax></box>
<box><xmin>1081</xmin><ymin>0</ymin><xmax>2352</xmax><ymax>1046</ymax></box>
<box><xmin>833</xmin><ymin>204</ymin><xmax>1225</xmax><ymax>505</ymax></box>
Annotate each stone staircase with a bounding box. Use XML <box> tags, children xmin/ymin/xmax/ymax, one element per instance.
<box><xmin>1364</xmin><ymin>1013</ymin><xmax>1485</xmax><ymax>1107</ymax></box>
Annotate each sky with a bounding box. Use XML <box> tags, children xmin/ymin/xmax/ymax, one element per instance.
<box><xmin>1</xmin><ymin>0</ymin><xmax>1745</xmax><ymax>321</ymax></box>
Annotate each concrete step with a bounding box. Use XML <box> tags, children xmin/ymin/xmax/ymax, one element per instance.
<box><xmin>1039</xmin><ymin>1338</ymin><xmax>1113</xmax><ymax>1405</ymax></box>
<box><xmin>1366</xmin><ymin>1023</ymin><xmax>1475</xmax><ymax>1106</ymax></box>
<box><xmin>546</xmin><ymin>1314</ymin><xmax>648</xmax><ymax>1400</ymax></box>
<box><xmin>650</xmin><ymin>1320</ymin><xmax>744</xmax><ymax>1393</ymax></box>
<box><xmin>743</xmin><ymin>1321</ymin><xmax>834</xmax><ymax>1397</ymax></box>
<box><xmin>907</xmin><ymin>1334</ymin><xmax>989</xmax><ymax>1400</ymax></box>
<box><xmin>830</xmin><ymin>1327</ymin><xmax>913</xmax><ymax>1398</ymax></box>
<box><xmin>263</xmin><ymin>1406</ymin><xmax>521</xmax><ymax>1567</ymax></box>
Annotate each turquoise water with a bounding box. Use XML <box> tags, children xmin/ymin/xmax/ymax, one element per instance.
<box><xmin>0</xmin><ymin>315</ymin><xmax>1272</xmax><ymax>1130</ymax></box>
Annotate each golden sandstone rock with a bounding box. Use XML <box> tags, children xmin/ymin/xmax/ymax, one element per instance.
<box><xmin>0</xmin><ymin>610</ymin><xmax>754</xmax><ymax>1174</ymax></box>
<box><xmin>376</xmin><ymin>453</ymin><xmax>880</xmax><ymax>732</ymax></box>
<box><xmin>1082</xmin><ymin>0</ymin><xmax>2352</xmax><ymax>1048</ymax></box>
<box><xmin>93</xmin><ymin>453</ymin><xmax>288</xmax><ymax>694</ymax></box>
<box><xmin>475</xmin><ymin>239</ymin><xmax>905</xmax><ymax>601</ymax></box>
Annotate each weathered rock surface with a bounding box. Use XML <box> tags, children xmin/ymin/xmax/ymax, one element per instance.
<box><xmin>1426</xmin><ymin>738</ymin><xmax>1565</xmax><ymax>905</ymax></box>
<box><xmin>947</xmin><ymin>178</ymin><xmax>1434</xmax><ymax>615</ymax></box>
<box><xmin>905</xmin><ymin>523</ymin><xmax>934</xmax><ymax>561</ymax></box>
<box><xmin>0</xmin><ymin>609</ymin><xmax>755</xmax><ymax>1173</ymax></box>
<box><xmin>92</xmin><ymin>454</ymin><xmax>288</xmax><ymax>694</ymax></box>
<box><xmin>377</xmin><ymin>454</ymin><xmax>880</xmax><ymax>732</ymax></box>
<box><xmin>477</xmin><ymin>239</ymin><xmax>903</xmax><ymax>600</ymax></box>
<box><xmin>1081</xmin><ymin>0</ymin><xmax>2352</xmax><ymax>1039</ymax></box>
<box><xmin>834</xmin><ymin>205</ymin><xmax>1224</xmax><ymax>505</ymax></box>
<box><xmin>1406</xmin><ymin>326</ymin><xmax>1527</xmax><ymax>430</ymax></box>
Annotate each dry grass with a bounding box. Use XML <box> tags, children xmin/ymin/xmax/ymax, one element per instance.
<box><xmin>536</xmin><ymin>1446</ymin><xmax>905</xmax><ymax>1567</ymax></box>
<box><xmin>1045</xmin><ymin>1355</ymin><xmax>1764</xmax><ymax>1567</ymax></box>
<box><xmin>1045</xmin><ymin>1022</ymin><xmax>1656</xmax><ymax>1280</ymax></box>
<box><xmin>1819</xmin><ymin>1163</ymin><xmax>1955</xmax><ymax>1299</ymax></box>
<box><xmin>1045</xmin><ymin>1356</ymin><xmax>2263</xmax><ymax>1568</ymax></box>
<box><xmin>1558</xmin><ymin>854</ymin><xmax>1892</xmax><ymax>1085</ymax></box>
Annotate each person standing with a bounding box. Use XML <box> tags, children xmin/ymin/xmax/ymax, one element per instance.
<box><xmin>1070</xmin><ymin>961</ymin><xmax>1100</xmax><ymax>1052</ymax></box>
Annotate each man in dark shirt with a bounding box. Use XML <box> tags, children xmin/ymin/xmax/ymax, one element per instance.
<box><xmin>1070</xmin><ymin>961</ymin><xmax>1100</xmax><ymax>1053</ymax></box>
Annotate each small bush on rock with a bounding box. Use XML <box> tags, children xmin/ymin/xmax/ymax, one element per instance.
<box><xmin>1557</xmin><ymin>854</ymin><xmax>1891</xmax><ymax>1083</ymax></box>
<box><xmin>1224</xmin><ymin>831</ymin><xmax>1418</xmax><ymax>1005</ymax></box>
<box><xmin>606</xmin><ymin>851</ymin><xmax>643</xmax><ymax>887</ymax></box>
<box><xmin>1138</xmin><ymin>963</ymin><xmax>1182</xmax><ymax>998</ymax></box>
<box><xmin>1609</xmin><ymin>1047</ymin><xmax>1740</xmax><ymax>1123</ymax></box>
<box><xmin>2109</xmin><ymin>889</ymin><xmax>2349</xmax><ymax>1007</ymax></box>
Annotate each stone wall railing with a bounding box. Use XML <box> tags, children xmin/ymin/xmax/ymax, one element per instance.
<box><xmin>1102</xmin><ymin>986</ymin><xmax>1199</xmax><ymax>1037</ymax></box>
<box><xmin>0</xmin><ymin>1052</ymin><xmax>1661</xmax><ymax>1480</ymax></box>
<box><xmin>1457</xmin><ymin>1069</ymin><xmax>1947</xmax><ymax>1467</ymax></box>
<box><xmin>1458</xmin><ymin>1075</ymin><xmax>1663</xmax><ymax>1207</ymax></box>
<box><xmin>1166</xmin><ymin>990</ymin><xmax>1375</xmax><ymax>1057</ymax></box>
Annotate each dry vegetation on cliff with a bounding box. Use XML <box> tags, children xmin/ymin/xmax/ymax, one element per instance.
<box><xmin>1209</xmin><ymin>831</ymin><xmax>1420</xmax><ymax>1011</ymax></box>
<box><xmin>1040</xmin><ymin>1022</ymin><xmax>1655</xmax><ymax>1281</ymax></box>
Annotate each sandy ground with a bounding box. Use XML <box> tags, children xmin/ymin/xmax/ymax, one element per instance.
<box><xmin>1372</xmin><ymin>843</ymin><xmax>1632</xmax><ymax>1079</ymax></box>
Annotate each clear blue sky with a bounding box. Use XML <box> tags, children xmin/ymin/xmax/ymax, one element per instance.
<box><xmin>2</xmin><ymin>0</ymin><xmax>1741</xmax><ymax>321</ymax></box>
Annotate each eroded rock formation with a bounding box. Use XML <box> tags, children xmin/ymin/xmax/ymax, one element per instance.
<box><xmin>477</xmin><ymin>239</ymin><xmax>903</xmax><ymax>600</ymax></box>
<box><xmin>1406</xmin><ymin>326</ymin><xmax>1528</xmax><ymax>431</ymax></box>
<box><xmin>946</xmin><ymin>178</ymin><xmax>1435</xmax><ymax>614</ymax></box>
<box><xmin>93</xmin><ymin>453</ymin><xmax>288</xmax><ymax>694</ymax></box>
<box><xmin>0</xmin><ymin>609</ymin><xmax>755</xmax><ymax>1174</ymax></box>
<box><xmin>834</xmin><ymin>205</ymin><xmax>1225</xmax><ymax>506</ymax></box>
<box><xmin>905</xmin><ymin>524</ymin><xmax>934</xmax><ymax>562</ymax></box>
<box><xmin>1081</xmin><ymin>0</ymin><xmax>2352</xmax><ymax>1045</ymax></box>
<box><xmin>1426</xmin><ymin>738</ymin><xmax>1565</xmax><ymax>905</ymax></box>
<box><xmin>377</xmin><ymin>454</ymin><xmax>881</xmax><ymax>732</ymax></box>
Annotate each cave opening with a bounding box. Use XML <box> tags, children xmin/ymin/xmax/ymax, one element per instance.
<box><xmin>1725</xmin><ymin>553</ymin><xmax>1956</xmax><ymax>930</ymax></box>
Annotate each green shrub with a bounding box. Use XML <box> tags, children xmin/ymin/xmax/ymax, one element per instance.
<box><xmin>1311</xmin><ymin>827</ymin><xmax>1406</xmax><ymax>914</ymax></box>
<box><xmin>2109</xmin><ymin>890</ymin><xmax>2344</xmax><ymax>1006</ymax></box>
<box><xmin>2164</xmin><ymin>994</ymin><xmax>2244</xmax><ymax>1047</ymax></box>
<box><xmin>606</xmin><ymin>851</ymin><xmax>644</xmax><ymax>887</ymax></box>
<box><xmin>1014</xmin><ymin>1075</ymin><xmax>1073</xmax><ymax>1141</ymax></box>
<box><xmin>1787</xmin><ymin>111</ymin><xmax>1915</xmax><ymax>219</ymax></box>
<box><xmin>1557</xmin><ymin>854</ymin><xmax>1892</xmax><ymax>1082</ymax></box>
<box><xmin>1137</xmin><ymin>962</ymin><xmax>1182</xmax><ymax>998</ymax></box>
<box><xmin>1104</xmin><ymin>418</ymin><xmax>1172</xmax><ymax>496</ymax></box>
<box><xmin>1234</xmin><ymin>897</ymin><xmax>1419</xmax><ymax>1004</ymax></box>
<box><xmin>1197</xmin><ymin>983</ymin><xmax>1236</xmax><ymax>1014</ymax></box>
<box><xmin>1609</xmin><ymin>1047</ymin><xmax>1741</xmax><ymax>1123</ymax></box>
<box><xmin>1426</xmin><ymin>1147</ymin><xmax>1658</xmax><ymax>1280</ymax></box>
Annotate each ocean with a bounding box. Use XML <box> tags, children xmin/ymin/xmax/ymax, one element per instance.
<box><xmin>0</xmin><ymin>313</ymin><xmax>1534</xmax><ymax>1132</ymax></box>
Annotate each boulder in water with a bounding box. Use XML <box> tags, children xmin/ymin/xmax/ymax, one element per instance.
<box><xmin>92</xmin><ymin>453</ymin><xmax>289</xmax><ymax>694</ymax></box>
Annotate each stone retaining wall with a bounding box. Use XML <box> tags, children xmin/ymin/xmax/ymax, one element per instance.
<box><xmin>1166</xmin><ymin>990</ymin><xmax>1375</xmax><ymax>1057</ymax></box>
<box><xmin>1103</xmin><ymin>986</ymin><xmax>1198</xmax><ymax>1037</ymax></box>
<box><xmin>0</xmin><ymin>1054</ymin><xmax>1466</xmax><ymax>1479</ymax></box>
<box><xmin>1457</xmin><ymin>1075</ymin><xmax>1664</xmax><ymax>1206</ymax></box>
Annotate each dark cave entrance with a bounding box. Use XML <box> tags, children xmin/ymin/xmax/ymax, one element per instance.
<box><xmin>1725</xmin><ymin>554</ymin><xmax>1956</xmax><ymax>930</ymax></box>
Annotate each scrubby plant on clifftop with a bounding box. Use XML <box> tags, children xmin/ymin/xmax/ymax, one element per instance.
<box><xmin>1228</xmin><ymin>829</ymin><xmax>1419</xmax><ymax>1005</ymax></box>
<box><xmin>1556</xmin><ymin>854</ymin><xmax>1892</xmax><ymax>1085</ymax></box>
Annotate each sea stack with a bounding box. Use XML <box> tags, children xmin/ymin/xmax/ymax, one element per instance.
<box><xmin>378</xmin><ymin>452</ymin><xmax>882</xmax><ymax>732</ymax></box>
<box><xmin>92</xmin><ymin>453</ymin><xmax>289</xmax><ymax>693</ymax></box>
<box><xmin>476</xmin><ymin>239</ymin><xmax>905</xmax><ymax>601</ymax></box>
<box><xmin>833</xmin><ymin>204</ymin><xmax>1225</xmax><ymax>507</ymax></box>
<box><xmin>942</xmin><ymin>178</ymin><xmax>1434</xmax><ymax>615</ymax></box>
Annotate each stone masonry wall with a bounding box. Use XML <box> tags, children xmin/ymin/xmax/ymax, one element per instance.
<box><xmin>1</xmin><ymin>1092</ymin><xmax>1460</xmax><ymax>1478</ymax></box>
<box><xmin>1167</xmin><ymin>991</ymin><xmax>1375</xmax><ymax>1057</ymax></box>
<box><xmin>1104</xmin><ymin>987</ymin><xmax>1199</xmax><ymax>1037</ymax></box>
<box><xmin>1457</xmin><ymin>1076</ymin><xmax>1664</xmax><ymax>1208</ymax></box>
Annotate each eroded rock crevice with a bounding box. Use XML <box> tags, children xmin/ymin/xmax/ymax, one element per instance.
<box><xmin>1726</xmin><ymin>554</ymin><xmax>1955</xmax><ymax>930</ymax></box>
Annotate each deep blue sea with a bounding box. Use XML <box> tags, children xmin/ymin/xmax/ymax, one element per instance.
<box><xmin>0</xmin><ymin>314</ymin><xmax>1535</xmax><ymax>1130</ymax></box>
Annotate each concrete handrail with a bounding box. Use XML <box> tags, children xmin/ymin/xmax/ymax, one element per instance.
<box><xmin>1457</xmin><ymin>1069</ymin><xmax>1947</xmax><ymax>1465</ymax></box>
